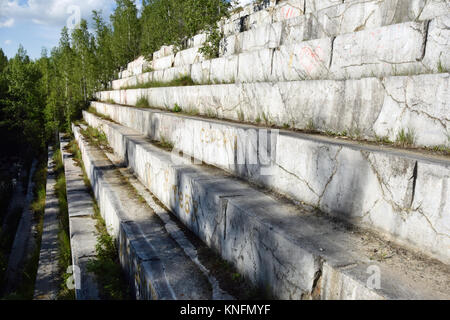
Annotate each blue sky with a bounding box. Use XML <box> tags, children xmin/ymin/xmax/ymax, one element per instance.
<box><xmin>0</xmin><ymin>0</ymin><xmax>118</xmax><ymax>59</ymax></box>
<box><xmin>0</xmin><ymin>0</ymin><xmax>249</xmax><ymax>60</ymax></box>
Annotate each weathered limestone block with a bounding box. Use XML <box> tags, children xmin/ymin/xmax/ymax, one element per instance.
<box><xmin>424</xmin><ymin>14</ymin><xmax>450</xmax><ymax>72</ymax></box>
<box><xmin>174</xmin><ymin>47</ymin><xmax>204</xmax><ymax>67</ymax></box>
<box><xmin>247</xmin><ymin>6</ymin><xmax>274</xmax><ymax>29</ymax></box>
<box><xmin>273</xmin><ymin>0</ymin><xmax>306</xmax><ymax>22</ymax></box>
<box><xmin>127</xmin><ymin>56</ymin><xmax>147</xmax><ymax>76</ymax></box>
<box><xmin>153</xmin><ymin>45</ymin><xmax>174</xmax><ymax>60</ymax></box>
<box><xmin>152</xmin><ymin>65</ymin><xmax>192</xmax><ymax>83</ymax></box>
<box><xmin>281</xmin><ymin>0</ymin><xmax>448</xmax><ymax>46</ymax></box>
<box><xmin>119</xmin><ymin>69</ymin><xmax>130</xmax><ymax>79</ymax></box>
<box><xmin>233</xmin><ymin>22</ymin><xmax>282</xmax><ymax>55</ymax></box>
<box><xmin>271</xmin><ymin>37</ymin><xmax>332</xmax><ymax>81</ymax></box>
<box><xmin>209</xmin><ymin>55</ymin><xmax>238</xmax><ymax>83</ymax></box>
<box><xmin>305</xmin><ymin>0</ymin><xmax>342</xmax><ymax>13</ymax></box>
<box><xmin>152</xmin><ymin>54</ymin><xmax>174</xmax><ymax>71</ymax></box>
<box><xmin>185</xmin><ymin>33</ymin><xmax>207</xmax><ymax>49</ymax></box>
<box><xmin>191</xmin><ymin>60</ymin><xmax>211</xmax><ymax>84</ymax></box>
<box><xmin>319</xmin><ymin>145</ymin><xmax>450</xmax><ymax>262</ymax></box>
<box><xmin>237</xmin><ymin>48</ymin><xmax>274</xmax><ymax>82</ymax></box>
<box><xmin>331</xmin><ymin>21</ymin><xmax>426</xmax><ymax>79</ymax></box>
<box><xmin>373</xmin><ymin>73</ymin><xmax>450</xmax><ymax>147</ymax></box>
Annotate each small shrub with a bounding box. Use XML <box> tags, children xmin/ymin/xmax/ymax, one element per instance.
<box><xmin>199</xmin><ymin>27</ymin><xmax>223</xmax><ymax>60</ymax></box>
<box><xmin>173</xmin><ymin>104</ymin><xmax>182</xmax><ymax>113</ymax></box>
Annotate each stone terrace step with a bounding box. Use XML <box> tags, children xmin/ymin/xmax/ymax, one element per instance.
<box><xmin>113</xmin><ymin>13</ymin><xmax>449</xmax><ymax>91</ymax></box>
<box><xmin>117</xmin><ymin>0</ymin><xmax>448</xmax><ymax>80</ymax></box>
<box><xmin>60</xmin><ymin>135</ymin><xmax>100</xmax><ymax>300</ymax></box>
<box><xmin>220</xmin><ymin>0</ymin><xmax>449</xmax><ymax>57</ymax></box>
<box><xmin>76</xmin><ymin>116</ymin><xmax>450</xmax><ymax>299</ymax></box>
<box><xmin>86</xmin><ymin>104</ymin><xmax>450</xmax><ymax>265</ymax></box>
<box><xmin>99</xmin><ymin>73</ymin><xmax>450</xmax><ymax>148</ymax></box>
<box><xmin>72</xmin><ymin>125</ymin><xmax>214</xmax><ymax>300</ymax></box>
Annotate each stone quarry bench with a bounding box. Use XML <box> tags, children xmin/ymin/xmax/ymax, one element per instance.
<box><xmin>116</xmin><ymin>0</ymin><xmax>448</xmax><ymax>81</ymax></box>
<box><xmin>99</xmin><ymin>73</ymin><xmax>450</xmax><ymax>148</ymax></box>
<box><xmin>77</xmin><ymin>114</ymin><xmax>450</xmax><ymax>299</ymax></box>
<box><xmin>86</xmin><ymin>105</ymin><xmax>450</xmax><ymax>265</ymax></box>
<box><xmin>114</xmin><ymin>13</ymin><xmax>449</xmax><ymax>88</ymax></box>
<box><xmin>72</xmin><ymin>125</ymin><xmax>213</xmax><ymax>300</ymax></box>
<box><xmin>60</xmin><ymin>135</ymin><xmax>100</xmax><ymax>300</ymax></box>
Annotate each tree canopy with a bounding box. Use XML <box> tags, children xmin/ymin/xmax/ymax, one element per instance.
<box><xmin>0</xmin><ymin>0</ymin><xmax>231</xmax><ymax>156</ymax></box>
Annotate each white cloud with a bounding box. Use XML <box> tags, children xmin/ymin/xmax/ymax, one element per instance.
<box><xmin>0</xmin><ymin>17</ymin><xmax>14</xmax><ymax>27</ymax></box>
<box><xmin>234</xmin><ymin>0</ymin><xmax>254</xmax><ymax>7</ymax></box>
<box><xmin>4</xmin><ymin>39</ymin><xmax>12</xmax><ymax>45</ymax></box>
<box><xmin>0</xmin><ymin>0</ymin><xmax>115</xmax><ymax>28</ymax></box>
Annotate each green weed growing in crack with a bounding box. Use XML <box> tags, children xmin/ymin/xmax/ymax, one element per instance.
<box><xmin>375</xmin><ymin>134</ymin><xmax>392</xmax><ymax>144</ymax></box>
<box><xmin>237</xmin><ymin>109</ymin><xmax>245</xmax><ymax>122</ymax></box>
<box><xmin>159</xmin><ymin>136</ymin><xmax>174</xmax><ymax>151</ymax></box>
<box><xmin>306</xmin><ymin>118</ymin><xmax>316</xmax><ymax>131</ymax></box>
<box><xmin>205</xmin><ymin>108</ymin><xmax>217</xmax><ymax>118</ymax></box>
<box><xmin>437</xmin><ymin>59</ymin><xmax>444</xmax><ymax>73</ymax></box>
<box><xmin>349</xmin><ymin>127</ymin><xmax>362</xmax><ymax>140</ymax></box>
<box><xmin>173</xmin><ymin>104</ymin><xmax>182</xmax><ymax>113</ymax></box>
<box><xmin>143</xmin><ymin>66</ymin><xmax>154</xmax><ymax>73</ymax></box>
<box><xmin>396</xmin><ymin>128</ymin><xmax>416</xmax><ymax>147</ymax></box>
<box><xmin>185</xmin><ymin>107</ymin><xmax>199</xmax><ymax>116</ymax></box>
<box><xmin>136</xmin><ymin>97</ymin><xmax>150</xmax><ymax>108</ymax></box>
<box><xmin>261</xmin><ymin>112</ymin><xmax>272</xmax><ymax>126</ymax></box>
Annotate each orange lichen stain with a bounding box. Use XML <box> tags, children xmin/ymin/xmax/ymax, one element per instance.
<box><xmin>184</xmin><ymin>194</ymin><xmax>191</xmax><ymax>215</ymax></box>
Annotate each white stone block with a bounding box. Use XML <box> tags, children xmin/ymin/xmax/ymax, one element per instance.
<box><xmin>271</xmin><ymin>37</ymin><xmax>332</xmax><ymax>81</ymax></box>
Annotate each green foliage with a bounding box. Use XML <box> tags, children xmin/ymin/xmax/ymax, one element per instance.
<box><xmin>173</xmin><ymin>104</ymin><xmax>182</xmax><ymax>113</ymax></box>
<box><xmin>199</xmin><ymin>27</ymin><xmax>224</xmax><ymax>60</ymax></box>
<box><xmin>0</xmin><ymin>48</ymin><xmax>7</xmax><ymax>72</ymax></box>
<box><xmin>1</xmin><ymin>158</ymin><xmax>47</xmax><ymax>300</ymax></box>
<box><xmin>110</xmin><ymin>0</ymin><xmax>141</xmax><ymax>68</ymax></box>
<box><xmin>140</xmin><ymin>0</ymin><xmax>230</xmax><ymax>56</ymax></box>
<box><xmin>0</xmin><ymin>46</ymin><xmax>46</xmax><ymax>152</ymax></box>
<box><xmin>396</xmin><ymin>128</ymin><xmax>416</xmax><ymax>147</ymax></box>
<box><xmin>87</xmin><ymin>231</ymin><xmax>128</xmax><ymax>300</ymax></box>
